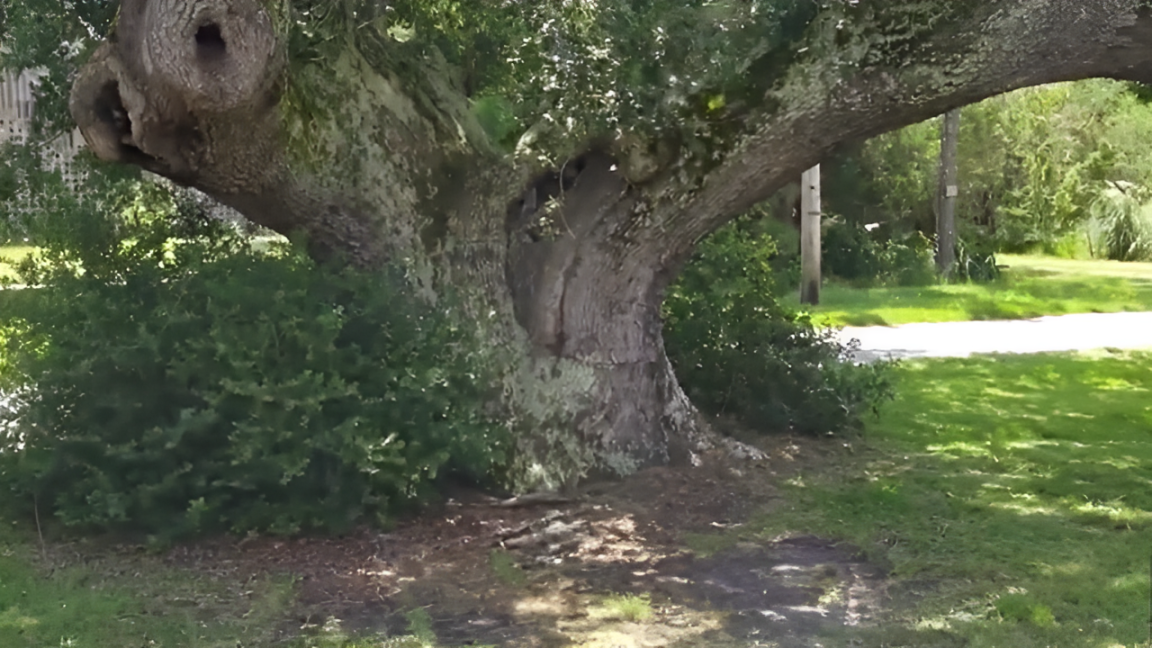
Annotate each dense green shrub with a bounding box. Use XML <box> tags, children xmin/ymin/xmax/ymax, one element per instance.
<box><xmin>822</xmin><ymin>124</ymin><xmax>939</xmax><ymax>235</ymax></box>
<box><xmin>0</xmin><ymin>141</ymin><xmax>52</xmax><ymax>245</ymax></box>
<box><xmin>663</xmin><ymin>220</ymin><xmax>893</xmax><ymax>436</ymax></box>
<box><xmin>1089</xmin><ymin>185</ymin><xmax>1152</xmax><ymax>261</ymax></box>
<box><xmin>0</xmin><ymin>202</ymin><xmax>506</xmax><ymax>537</ymax></box>
<box><xmin>954</xmin><ymin>232</ymin><xmax>1001</xmax><ymax>282</ymax></box>
<box><xmin>821</xmin><ymin>218</ymin><xmax>935</xmax><ymax>286</ymax></box>
<box><xmin>753</xmin><ymin>213</ymin><xmax>803</xmax><ymax>287</ymax></box>
<box><xmin>995</xmin><ymin>146</ymin><xmax>1114</xmax><ymax>254</ymax></box>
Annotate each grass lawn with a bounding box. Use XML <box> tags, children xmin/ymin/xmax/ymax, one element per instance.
<box><xmin>804</xmin><ymin>254</ymin><xmax>1152</xmax><ymax>326</ymax></box>
<box><xmin>746</xmin><ymin>350</ymin><xmax>1152</xmax><ymax>647</ymax></box>
<box><xmin>0</xmin><ymin>527</ymin><xmax>300</xmax><ymax>647</ymax></box>
<box><xmin>0</xmin><ymin>246</ymin><xmax>35</xmax><ymax>282</ymax></box>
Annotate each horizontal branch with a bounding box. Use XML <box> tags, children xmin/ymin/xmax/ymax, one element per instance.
<box><xmin>666</xmin><ymin>0</ymin><xmax>1152</xmax><ymax>246</ymax></box>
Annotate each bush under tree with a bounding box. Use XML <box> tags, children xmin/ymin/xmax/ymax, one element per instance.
<box><xmin>0</xmin><ymin>173</ymin><xmax>507</xmax><ymax>537</ymax></box>
<box><xmin>663</xmin><ymin>220</ymin><xmax>893</xmax><ymax>436</ymax></box>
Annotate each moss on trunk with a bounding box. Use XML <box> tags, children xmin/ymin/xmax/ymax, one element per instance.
<box><xmin>69</xmin><ymin>0</ymin><xmax>1152</xmax><ymax>480</ymax></box>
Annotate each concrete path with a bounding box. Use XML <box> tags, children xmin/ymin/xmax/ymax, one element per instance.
<box><xmin>836</xmin><ymin>311</ymin><xmax>1152</xmax><ymax>363</ymax></box>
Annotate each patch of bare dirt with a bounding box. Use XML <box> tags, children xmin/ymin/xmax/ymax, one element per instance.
<box><xmin>153</xmin><ymin>434</ymin><xmax>889</xmax><ymax>646</ymax></box>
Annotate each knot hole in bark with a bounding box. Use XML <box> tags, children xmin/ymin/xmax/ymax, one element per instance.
<box><xmin>506</xmin><ymin>156</ymin><xmax>588</xmax><ymax>243</ymax></box>
<box><xmin>92</xmin><ymin>80</ymin><xmax>147</xmax><ymax>161</ymax></box>
<box><xmin>195</xmin><ymin>22</ymin><xmax>227</xmax><ymax>63</ymax></box>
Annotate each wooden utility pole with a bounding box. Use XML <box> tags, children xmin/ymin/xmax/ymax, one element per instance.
<box><xmin>799</xmin><ymin>164</ymin><xmax>821</xmax><ymax>305</ymax></box>
<box><xmin>935</xmin><ymin>108</ymin><xmax>961</xmax><ymax>276</ymax></box>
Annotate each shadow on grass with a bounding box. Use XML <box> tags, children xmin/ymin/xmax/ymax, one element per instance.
<box><xmin>0</xmin><ymin>526</ymin><xmax>298</xmax><ymax>647</ymax></box>
<box><xmin>838</xmin><ymin>312</ymin><xmax>890</xmax><ymax>327</ymax></box>
<box><xmin>753</xmin><ymin>350</ymin><xmax>1152</xmax><ymax>647</ymax></box>
<box><xmin>809</xmin><ymin>257</ymin><xmax>1152</xmax><ymax>327</ymax></box>
<box><xmin>961</xmin><ymin>297</ymin><xmax>1032</xmax><ymax>321</ymax></box>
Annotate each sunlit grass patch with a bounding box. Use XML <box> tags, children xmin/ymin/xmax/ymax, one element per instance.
<box><xmin>755</xmin><ymin>349</ymin><xmax>1152</xmax><ymax>646</ymax></box>
<box><xmin>589</xmin><ymin>593</ymin><xmax>654</xmax><ymax>622</ymax></box>
<box><xmin>0</xmin><ymin>246</ymin><xmax>35</xmax><ymax>281</ymax></box>
<box><xmin>801</xmin><ymin>254</ymin><xmax>1152</xmax><ymax>326</ymax></box>
<box><xmin>0</xmin><ymin>524</ymin><xmax>297</xmax><ymax>647</ymax></box>
<box><xmin>681</xmin><ymin>531</ymin><xmax>740</xmax><ymax>557</ymax></box>
<box><xmin>489</xmin><ymin>548</ymin><xmax>527</xmax><ymax>586</ymax></box>
<box><xmin>403</xmin><ymin>607</ymin><xmax>436</xmax><ymax>643</ymax></box>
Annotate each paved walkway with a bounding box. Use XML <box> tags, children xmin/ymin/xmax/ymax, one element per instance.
<box><xmin>836</xmin><ymin>311</ymin><xmax>1152</xmax><ymax>363</ymax></box>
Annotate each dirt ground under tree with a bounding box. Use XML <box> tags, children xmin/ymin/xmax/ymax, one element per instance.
<box><xmin>114</xmin><ymin>433</ymin><xmax>898</xmax><ymax>647</ymax></box>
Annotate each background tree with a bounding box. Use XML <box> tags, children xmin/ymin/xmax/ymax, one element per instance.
<box><xmin>822</xmin><ymin>79</ymin><xmax>1152</xmax><ymax>274</ymax></box>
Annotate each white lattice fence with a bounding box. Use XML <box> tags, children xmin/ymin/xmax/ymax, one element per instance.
<box><xmin>1</xmin><ymin>69</ymin><xmax>251</xmax><ymax>230</ymax></box>
<box><xmin>1</xmin><ymin>69</ymin><xmax>85</xmax><ymax>186</ymax></box>
<box><xmin>0</xmin><ymin>69</ymin><xmax>37</xmax><ymax>141</ymax></box>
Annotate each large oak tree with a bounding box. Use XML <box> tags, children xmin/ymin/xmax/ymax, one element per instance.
<box><xmin>17</xmin><ymin>0</ymin><xmax>1152</xmax><ymax>485</ymax></box>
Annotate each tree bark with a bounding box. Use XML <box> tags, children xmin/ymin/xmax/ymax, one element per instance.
<box><xmin>936</xmin><ymin>109</ymin><xmax>961</xmax><ymax>276</ymax></box>
<box><xmin>799</xmin><ymin>165</ymin><xmax>822</xmax><ymax>305</ymax></box>
<box><xmin>68</xmin><ymin>0</ymin><xmax>1152</xmax><ymax>484</ymax></box>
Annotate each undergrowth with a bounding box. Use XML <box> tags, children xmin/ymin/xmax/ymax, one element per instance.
<box><xmin>0</xmin><ymin>177</ymin><xmax>507</xmax><ymax>538</ymax></box>
<box><xmin>663</xmin><ymin>218</ymin><xmax>893</xmax><ymax>435</ymax></box>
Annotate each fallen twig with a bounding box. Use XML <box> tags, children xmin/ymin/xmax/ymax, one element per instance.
<box><xmin>32</xmin><ymin>494</ymin><xmax>47</xmax><ymax>563</ymax></box>
<box><xmin>487</xmin><ymin>492</ymin><xmax>576</xmax><ymax>508</ymax></box>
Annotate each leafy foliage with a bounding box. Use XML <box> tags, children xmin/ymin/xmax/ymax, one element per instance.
<box><xmin>822</xmin><ymin>80</ymin><xmax>1152</xmax><ymax>267</ymax></box>
<box><xmin>1089</xmin><ymin>184</ymin><xmax>1152</xmax><ymax>262</ymax></box>
<box><xmin>0</xmin><ymin>0</ymin><xmax>847</xmax><ymax>169</ymax></box>
<box><xmin>0</xmin><ymin>185</ymin><xmax>506</xmax><ymax>537</ymax></box>
<box><xmin>823</xmin><ymin>124</ymin><xmax>940</xmax><ymax>235</ymax></box>
<box><xmin>821</xmin><ymin>217</ymin><xmax>935</xmax><ymax>286</ymax></box>
<box><xmin>953</xmin><ymin>229</ymin><xmax>1001</xmax><ymax>282</ymax></box>
<box><xmin>269</xmin><ymin>0</ymin><xmax>824</xmax><ymax>162</ymax></box>
<box><xmin>663</xmin><ymin>219</ymin><xmax>892</xmax><ymax>435</ymax></box>
<box><xmin>0</xmin><ymin>0</ymin><xmax>116</xmax><ymax>140</ymax></box>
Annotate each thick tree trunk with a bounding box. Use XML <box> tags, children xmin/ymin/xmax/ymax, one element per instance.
<box><xmin>69</xmin><ymin>0</ymin><xmax>1152</xmax><ymax>484</ymax></box>
<box><xmin>503</xmin><ymin>151</ymin><xmax>708</xmax><ymax>472</ymax></box>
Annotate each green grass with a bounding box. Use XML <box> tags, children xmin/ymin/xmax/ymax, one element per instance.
<box><xmin>0</xmin><ymin>524</ymin><xmax>297</xmax><ymax>647</ymax></box>
<box><xmin>804</xmin><ymin>254</ymin><xmax>1152</xmax><ymax>326</ymax></box>
<box><xmin>590</xmin><ymin>593</ymin><xmax>654</xmax><ymax>623</ymax></box>
<box><xmin>0</xmin><ymin>246</ymin><xmax>35</xmax><ymax>281</ymax></box>
<box><xmin>756</xmin><ymin>350</ymin><xmax>1152</xmax><ymax>647</ymax></box>
<box><xmin>489</xmin><ymin>549</ymin><xmax>527</xmax><ymax>586</ymax></box>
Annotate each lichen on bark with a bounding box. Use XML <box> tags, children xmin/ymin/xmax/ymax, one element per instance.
<box><xmin>66</xmin><ymin>0</ymin><xmax>1152</xmax><ymax>482</ymax></box>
